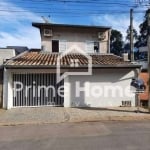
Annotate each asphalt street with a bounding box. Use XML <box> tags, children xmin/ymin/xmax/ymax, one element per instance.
<box><xmin>0</xmin><ymin>121</ymin><xmax>150</xmax><ymax>150</ymax></box>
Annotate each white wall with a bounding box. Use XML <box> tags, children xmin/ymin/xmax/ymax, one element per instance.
<box><xmin>3</xmin><ymin>68</ymin><xmax>138</xmax><ymax>109</ymax></box>
<box><xmin>41</xmin><ymin>27</ymin><xmax>110</xmax><ymax>53</ymax></box>
<box><xmin>65</xmin><ymin>69</ymin><xmax>137</xmax><ymax>107</ymax></box>
<box><xmin>3</xmin><ymin>69</ymin><xmax>13</xmax><ymax>109</ymax></box>
<box><xmin>0</xmin><ymin>49</ymin><xmax>15</xmax><ymax>65</ymax></box>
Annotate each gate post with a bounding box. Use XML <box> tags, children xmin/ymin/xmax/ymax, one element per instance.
<box><xmin>3</xmin><ymin>68</ymin><xmax>13</xmax><ymax>109</ymax></box>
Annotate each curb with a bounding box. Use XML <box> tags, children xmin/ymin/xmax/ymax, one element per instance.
<box><xmin>0</xmin><ymin>115</ymin><xmax>150</xmax><ymax>126</ymax></box>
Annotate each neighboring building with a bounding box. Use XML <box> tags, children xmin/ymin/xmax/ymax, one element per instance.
<box><xmin>0</xmin><ymin>48</ymin><xmax>16</xmax><ymax>66</ymax></box>
<box><xmin>6</xmin><ymin>46</ymin><xmax>29</xmax><ymax>55</ymax></box>
<box><xmin>0</xmin><ymin>48</ymin><xmax>16</xmax><ymax>107</ymax></box>
<box><xmin>3</xmin><ymin>23</ymin><xmax>141</xmax><ymax>109</ymax></box>
<box><xmin>137</xmin><ymin>46</ymin><xmax>149</xmax><ymax>107</ymax></box>
<box><xmin>139</xmin><ymin>72</ymin><xmax>149</xmax><ymax>107</ymax></box>
<box><xmin>137</xmin><ymin>46</ymin><xmax>148</xmax><ymax>71</ymax></box>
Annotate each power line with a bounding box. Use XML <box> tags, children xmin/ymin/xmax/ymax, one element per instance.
<box><xmin>0</xmin><ymin>0</ymin><xmax>145</xmax><ymax>18</ymax></box>
<box><xmin>0</xmin><ymin>0</ymin><xmax>136</xmax><ymax>16</ymax></box>
<box><xmin>11</xmin><ymin>0</ymin><xmax>135</xmax><ymax>7</ymax></box>
<box><xmin>0</xmin><ymin>9</ymin><xmax>145</xmax><ymax>15</ymax></box>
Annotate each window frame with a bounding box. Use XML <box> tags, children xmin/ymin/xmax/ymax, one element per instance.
<box><xmin>59</xmin><ymin>40</ymin><xmax>67</xmax><ymax>53</ymax></box>
<box><xmin>86</xmin><ymin>40</ymin><xmax>100</xmax><ymax>53</ymax></box>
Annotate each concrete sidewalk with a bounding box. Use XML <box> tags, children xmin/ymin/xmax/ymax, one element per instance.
<box><xmin>0</xmin><ymin>107</ymin><xmax>149</xmax><ymax>126</ymax></box>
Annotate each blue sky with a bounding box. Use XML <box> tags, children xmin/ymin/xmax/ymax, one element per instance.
<box><xmin>0</xmin><ymin>0</ymin><xmax>148</xmax><ymax>48</ymax></box>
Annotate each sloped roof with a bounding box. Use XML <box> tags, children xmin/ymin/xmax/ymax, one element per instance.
<box><xmin>4</xmin><ymin>51</ymin><xmax>141</xmax><ymax>68</ymax></box>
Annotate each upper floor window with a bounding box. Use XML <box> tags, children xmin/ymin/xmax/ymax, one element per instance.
<box><xmin>86</xmin><ymin>41</ymin><xmax>99</xmax><ymax>53</ymax></box>
<box><xmin>52</xmin><ymin>40</ymin><xmax>67</xmax><ymax>52</ymax></box>
<box><xmin>59</xmin><ymin>40</ymin><xmax>67</xmax><ymax>52</ymax></box>
<box><xmin>94</xmin><ymin>42</ymin><xmax>99</xmax><ymax>53</ymax></box>
<box><xmin>52</xmin><ymin>40</ymin><xmax>59</xmax><ymax>52</ymax></box>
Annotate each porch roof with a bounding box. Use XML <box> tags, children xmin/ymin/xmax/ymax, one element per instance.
<box><xmin>4</xmin><ymin>51</ymin><xmax>141</xmax><ymax>69</ymax></box>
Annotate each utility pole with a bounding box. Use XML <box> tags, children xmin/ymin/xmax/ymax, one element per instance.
<box><xmin>130</xmin><ymin>8</ymin><xmax>134</xmax><ymax>62</ymax></box>
<box><xmin>147</xmin><ymin>11</ymin><xmax>150</xmax><ymax>112</ymax></box>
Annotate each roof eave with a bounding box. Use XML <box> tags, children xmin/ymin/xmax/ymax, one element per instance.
<box><xmin>4</xmin><ymin>64</ymin><xmax>141</xmax><ymax>69</ymax></box>
<box><xmin>32</xmin><ymin>22</ymin><xmax>111</xmax><ymax>30</ymax></box>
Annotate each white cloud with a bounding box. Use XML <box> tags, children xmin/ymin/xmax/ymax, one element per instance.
<box><xmin>92</xmin><ymin>14</ymin><xmax>143</xmax><ymax>40</ymax></box>
<box><xmin>0</xmin><ymin>27</ymin><xmax>41</xmax><ymax>48</ymax></box>
<box><xmin>0</xmin><ymin>0</ymin><xmax>145</xmax><ymax>48</ymax></box>
<box><xmin>0</xmin><ymin>1</ymin><xmax>43</xmax><ymax>48</ymax></box>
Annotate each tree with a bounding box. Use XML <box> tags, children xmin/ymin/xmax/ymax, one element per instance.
<box><xmin>124</xmin><ymin>26</ymin><xmax>139</xmax><ymax>60</ymax></box>
<box><xmin>110</xmin><ymin>29</ymin><xmax>123</xmax><ymax>56</ymax></box>
<box><xmin>131</xmin><ymin>9</ymin><xmax>150</xmax><ymax>60</ymax></box>
<box><xmin>138</xmin><ymin>9</ymin><xmax>150</xmax><ymax>47</ymax></box>
<box><xmin>126</xmin><ymin>26</ymin><xmax>138</xmax><ymax>42</ymax></box>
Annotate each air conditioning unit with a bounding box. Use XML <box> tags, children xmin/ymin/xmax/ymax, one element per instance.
<box><xmin>44</xmin><ymin>29</ymin><xmax>52</xmax><ymax>37</ymax></box>
<box><xmin>98</xmin><ymin>32</ymin><xmax>106</xmax><ymax>40</ymax></box>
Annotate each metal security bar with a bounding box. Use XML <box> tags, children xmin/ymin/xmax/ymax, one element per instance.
<box><xmin>13</xmin><ymin>73</ymin><xmax>64</xmax><ymax>107</ymax></box>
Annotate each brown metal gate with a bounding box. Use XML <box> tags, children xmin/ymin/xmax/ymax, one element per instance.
<box><xmin>13</xmin><ymin>73</ymin><xmax>64</xmax><ymax>107</ymax></box>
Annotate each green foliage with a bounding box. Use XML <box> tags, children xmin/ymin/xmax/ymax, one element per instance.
<box><xmin>138</xmin><ymin>9</ymin><xmax>150</xmax><ymax>47</ymax></box>
<box><xmin>126</xmin><ymin>26</ymin><xmax>138</xmax><ymax>42</ymax></box>
<box><xmin>110</xmin><ymin>29</ymin><xmax>123</xmax><ymax>56</ymax></box>
<box><xmin>124</xmin><ymin>26</ymin><xmax>138</xmax><ymax>57</ymax></box>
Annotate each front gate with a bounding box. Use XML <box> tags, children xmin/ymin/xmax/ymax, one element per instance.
<box><xmin>13</xmin><ymin>73</ymin><xmax>64</xmax><ymax>107</ymax></box>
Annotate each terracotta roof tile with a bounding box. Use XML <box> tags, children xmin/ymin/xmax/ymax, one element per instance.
<box><xmin>5</xmin><ymin>51</ymin><xmax>140</xmax><ymax>68</ymax></box>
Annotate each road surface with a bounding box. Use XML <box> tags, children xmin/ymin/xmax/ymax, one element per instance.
<box><xmin>0</xmin><ymin>121</ymin><xmax>150</xmax><ymax>150</ymax></box>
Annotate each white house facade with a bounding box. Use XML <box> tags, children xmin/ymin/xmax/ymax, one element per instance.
<box><xmin>3</xmin><ymin>52</ymin><xmax>140</xmax><ymax>109</ymax></box>
<box><xmin>2</xmin><ymin>23</ymin><xmax>141</xmax><ymax>109</ymax></box>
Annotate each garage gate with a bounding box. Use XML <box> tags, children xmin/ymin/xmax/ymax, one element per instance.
<box><xmin>13</xmin><ymin>73</ymin><xmax>64</xmax><ymax>107</ymax></box>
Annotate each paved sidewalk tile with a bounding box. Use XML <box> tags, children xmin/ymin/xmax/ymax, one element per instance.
<box><xmin>65</xmin><ymin>107</ymin><xmax>150</xmax><ymax>122</ymax></box>
<box><xmin>0</xmin><ymin>107</ymin><xmax>149</xmax><ymax>126</ymax></box>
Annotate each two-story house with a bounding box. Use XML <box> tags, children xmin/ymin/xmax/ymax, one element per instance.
<box><xmin>32</xmin><ymin>23</ymin><xmax>110</xmax><ymax>54</ymax></box>
<box><xmin>3</xmin><ymin>23</ymin><xmax>141</xmax><ymax>109</ymax></box>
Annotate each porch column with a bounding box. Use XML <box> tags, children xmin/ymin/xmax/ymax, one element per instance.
<box><xmin>64</xmin><ymin>77</ymin><xmax>71</xmax><ymax>107</ymax></box>
<box><xmin>3</xmin><ymin>68</ymin><xmax>13</xmax><ymax>109</ymax></box>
